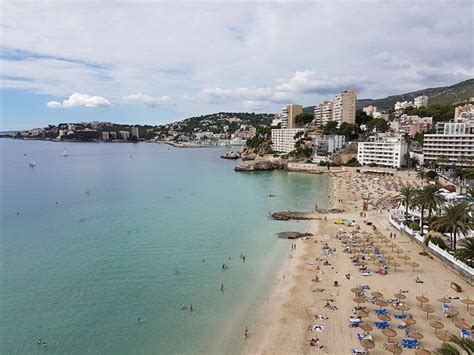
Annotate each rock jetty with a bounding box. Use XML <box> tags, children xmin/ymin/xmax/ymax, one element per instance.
<box><xmin>271</xmin><ymin>211</ymin><xmax>321</xmax><ymax>220</ymax></box>
<box><xmin>235</xmin><ymin>159</ymin><xmax>286</xmax><ymax>171</ymax></box>
<box><xmin>221</xmin><ymin>151</ymin><xmax>240</xmax><ymax>160</ymax></box>
<box><xmin>277</xmin><ymin>231</ymin><xmax>313</xmax><ymax>239</ymax></box>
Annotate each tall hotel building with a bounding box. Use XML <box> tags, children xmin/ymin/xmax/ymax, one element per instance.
<box><xmin>280</xmin><ymin>104</ymin><xmax>303</xmax><ymax>129</ymax></box>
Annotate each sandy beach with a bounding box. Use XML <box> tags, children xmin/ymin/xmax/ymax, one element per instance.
<box><xmin>244</xmin><ymin>169</ymin><xmax>473</xmax><ymax>355</ymax></box>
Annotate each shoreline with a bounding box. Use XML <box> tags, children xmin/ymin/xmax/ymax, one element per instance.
<box><xmin>243</xmin><ymin>170</ymin><xmax>472</xmax><ymax>355</ymax></box>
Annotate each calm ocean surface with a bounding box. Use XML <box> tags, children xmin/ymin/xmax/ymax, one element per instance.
<box><xmin>0</xmin><ymin>140</ymin><xmax>329</xmax><ymax>354</ymax></box>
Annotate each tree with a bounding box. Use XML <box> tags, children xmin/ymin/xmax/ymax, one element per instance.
<box><xmin>339</xmin><ymin>122</ymin><xmax>359</xmax><ymax>139</ymax></box>
<box><xmin>455</xmin><ymin>237</ymin><xmax>474</xmax><ymax>267</ymax></box>
<box><xmin>434</xmin><ymin>334</ymin><xmax>474</xmax><ymax>355</ymax></box>
<box><xmin>413</xmin><ymin>187</ymin><xmax>428</xmax><ymax>235</ymax></box>
<box><xmin>355</xmin><ymin>109</ymin><xmax>371</xmax><ymax>125</ymax></box>
<box><xmin>426</xmin><ymin>170</ymin><xmax>438</xmax><ymax>180</ymax></box>
<box><xmin>322</xmin><ymin>121</ymin><xmax>338</xmax><ymax>135</ymax></box>
<box><xmin>294</xmin><ymin>112</ymin><xmax>314</xmax><ymax>127</ymax></box>
<box><xmin>394</xmin><ymin>187</ymin><xmax>417</xmax><ymax>224</ymax></box>
<box><xmin>417</xmin><ymin>170</ymin><xmax>426</xmax><ymax>186</ymax></box>
<box><xmin>432</xmin><ymin>202</ymin><xmax>473</xmax><ymax>250</ymax></box>
<box><xmin>366</xmin><ymin>118</ymin><xmax>390</xmax><ymax>132</ymax></box>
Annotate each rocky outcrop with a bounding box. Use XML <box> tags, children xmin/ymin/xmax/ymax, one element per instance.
<box><xmin>277</xmin><ymin>231</ymin><xmax>313</xmax><ymax>239</ymax></box>
<box><xmin>271</xmin><ymin>211</ymin><xmax>321</xmax><ymax>220</ymax></box>
<box><xmin>221</xmin><ymin>151</ymin><xmax>240</xmax><ymax>160</ymax></box>
<box><xmin>234</xmin><ymin>159</ymin><xmax>287</xmax><ymax>171</ymax></box>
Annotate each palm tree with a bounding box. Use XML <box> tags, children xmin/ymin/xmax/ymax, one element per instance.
<box><xmin>424</xmin><ymin>185</ymin><xmax>446</xmax><ymax>221</ymax></box>
<box><xmin>413</xmin><ymin>187</ymin><xmax>428</xmax><ymax>236</ymax></box>
<box><xmin>434</xmin><ymin>334</ymin><xmax>474</xmax><ymax>355</ymax></box>
<box><xmin>394</xmin><ymin>186</ymin><xmax>417</xmax><ymax>224</ymax></box>
<box><xmin>455</xmin><ymin>237</ymin><xmax>474</xmax><ymax>267</ymax></box>
<box><xmin>417</xmin><ymin>170</ymin><xmax>426</xmax><ymax>186</ymax></box>
<box><xmin>432</xmin><ymin>202</ymin><xmax>473</xmax><ymax>250</ymax></box>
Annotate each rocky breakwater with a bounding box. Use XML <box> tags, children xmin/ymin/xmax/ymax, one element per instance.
<box><xmin>271</xmin><ymin>211</ymin><xmax>321</xmax><ymax>220</ymax></box>
<box><xmin>221</xmin><ymin>151</ymin><xmax>241</xmax><ymax>160</ymax></box>
<box><xmin>277</xmin><ymin>231</ymin><xmax>314</xmax><ymax>239</ymax></box>
<box><xmin>234</xmin><ymin>158</ymin><xmax>287</xmax><ymax>172</ymax></box>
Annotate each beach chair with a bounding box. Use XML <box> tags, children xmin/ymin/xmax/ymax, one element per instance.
<box><xmin>460</xmin><ymin>329</ymin><xmax>472</xmax><ymax>340</ymax></box>
<box><xmin>357</xmin><ymin>333</ymin><xmax>364</xmax><ymax>341</ymax></box>
<box><xmin>394</xmin><ymin>314</ymin><xmax>407</xmax><ymax>319</ymax></box>
<box><xmin>374</xmin><ymin>322</ymin><xmax>389</xmax><ymax>329</ymax></box>
<box><xmin>402</xmin><ymin>339</ymin><xmax>419</xmax><ymax>349</ymax></box>
<box><xmin>352</xmin><ymin>348</ymin><xmax>368</xmax><ymax>355</ymax></box>
<box><xmin>375</xmin><ymin>309</ymin><xmax>388</xmax><ymax>316</ymax></box>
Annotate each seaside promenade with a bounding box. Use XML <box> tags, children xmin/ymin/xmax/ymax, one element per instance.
<box><xmin>244</xmin><ymin>170</ymin><xmax>472</xmax><ymax>355</ymax></box>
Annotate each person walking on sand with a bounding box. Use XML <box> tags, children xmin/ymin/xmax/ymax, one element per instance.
<box><xmin>244</xmin><ymin>326</ymin><xmax>248</xmax><ymax>339</ymax></box>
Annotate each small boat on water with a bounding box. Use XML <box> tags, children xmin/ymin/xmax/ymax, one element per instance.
<box><xmin>62</xmin><ymin>148</ymin><xmax>68</xmax><ymax>157</ymax></box>
<box><xmin>29</xmin><ymin>160</ymin><xmax>36</xmax><ymax>167</ymax></box>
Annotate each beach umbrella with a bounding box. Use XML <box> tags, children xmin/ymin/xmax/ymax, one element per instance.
<box><xmin>382</xmin><ymin>328</ymin><xmax>397</xmax><ymax>340</ymax></box>
<box><xmin>371</xmin><ymin>291</ymin><xmax>383</xmax><ymax>299</ymax></box>
<box><xmin>360</xmin><ymin>339</ymin><xmax>375</xmax><ymax>349</ymax></box>
<box><xmin>405</xmin><ymin>318</ymin><xmax>416</xmax><ymax>326</ymax></box>
<box><xmin>351</xmin><ymin>287</ymin><xmax>360</xmax><ymax>294</ymax></box>
<box><xmin>416</xmin><ymin>295</ymin><xmax>429</xmax><ymax>308</ymax></box>
<box><xmin>461</xmin><ymin>298</ymin><xmax>474</xmax><ymax>311</ymax></box>
<box><xmin>446</xmin><ymin>308</ymin><xmax>459</xmax><ymax>319</ymax></box>
<box><xmin>394</xmin><ymin>293</ymin><xmax>406</xmax><ymax>300</ymax></box>
<box><xmin>395</xmin><ymin>248</ymin><xmax>403</xmax><ymax>256</ymax></box>
<box><xmin>429</xmin><ymin>320</ymin><xmax>444</xmax><ymax>334</ymax></box>
<box><xmin>424</xmin><ymin>305</ymin><xmax>435</xmax><ymax>319</ymax></box>
<box><xmin>385</xmin><ymin>255</ymin><xmax>394</xmax><ymax>261</ymax></box>
<box><xmin>360</xmin><ymin>323</ymin><xmax>373</xmax><ymax>332</ymax></box>
<box><xmin>378</xmin><ymin>314</ymin><xmax>391</xmax><ymax>322</ymax></box>
<box><xmin>390</xmin><ymin>261</ymin><xmax>401</xmax><ymax>271</ymax></box>
<box><xmin>437</xmin><ymin>297</ymin><xmax>451</xmax><ymax>304</ymax></box>
<box><xmin>454</xmin><ymin>319</ymin><xmax>470</xmax><ymax>330</ymax></box>
<box><xmin>376</xmin><ymin>299</ymin><xmax>388</xmax><ymax>309</ymax></box>
<box><xmin>415</xmin><ymin>349</ymin><xmax>431</xmax><ymax>355</ymax></box>
<box><xmin>409</xmin><ymin>262</ymin><xmax>420</xmax><ymax>272</ymax></box>
<box><xmin>387</xmin><ymin>343</ymin><xmax>403</xmax><ymax>354</ymax></box>
<box><xmin>410</xmin><ymin>331</ymin><xmax>423</xmax><ymax>340</ymax></box>
<box><xmin>356</xmin><ymin>310</ymin><xmax>369</xmax><ymax>318</ymax></box>
<box><xmin>436</xmin><ymin>331</ymin><xmax>452</xmax><ymax>342</ymax></box>
<box><xmin>400</xmin><ymin>255</ymin><xmax>411</xmax><ymax>264</ymax></box>
<box><xmin>353</xmin><ymin>297</ymin><xmax>366</xmax><ymax>306</ymax></box>
<box><xmin>396</xmin><ymin>305</ymin><xmax>410</xmax><ymax>314</ymax></box>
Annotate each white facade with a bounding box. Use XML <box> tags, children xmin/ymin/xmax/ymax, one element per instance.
<box><xmin>313</xmin><ymin>135</ymin><xmax>346</xmax><ymax>160</ymax></box>
<box><xmin>423</xmin><ymin>119</ymin><xmax>474</xmax><ymax>166</ymax></box>
<box><xmin>279</xmin><ymin>104</ymin><xmax>303</xmax><ymax>129</ymax></box>
<box><xmin>414</xmin><ymin>95</ymin><xmax>428</xmax><ymax>108</ymax></box>
<box><xmin>394</xmin><ymin>101</ymin><xmax>414</xmax><ymax>110</ymax></box>
<box><xmin>314</xmin><ymin>101</ymin><xmax>333</xmax><ymax>126</ymax></box>
<box><xmin>357</xmin><ymin>135</ymin><xmax>408</xmax><ymax>168</ymax></box>
<box><xmin>333</xmin><ymin>90</ymin><xmax>357</xmax><ymax>125</ymax></box>
<box><xmin>363</xmin><ymin>105</ymin><xmax>378</xmax><ymax>117</ymax></box>
<box><xmin>271</xmin><ymin>128</ymin><xmax>305</xmax><ymax>153</ymax></box>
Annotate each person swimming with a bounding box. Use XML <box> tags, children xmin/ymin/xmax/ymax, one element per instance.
<box><xmin>190</xmin><ymin>304</ymin><xmax>193</xmax><ymax>311</ymax></box>
<box><xmin>221</xmin><ymin>283</ymin><xmax>224</xmax><ymax>291</ymax></box>
<box><xmin>179</xmin><ymin>303</ymin><xmax>187</xmax><ymax>310</ymax></box>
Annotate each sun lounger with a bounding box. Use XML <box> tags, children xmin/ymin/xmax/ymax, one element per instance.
<box><xmin>374</xmin><ymin>322</ymin><xmax>389</xmax><ymax>329</ymax></box>
<box><xmin>402</xmin><ymin>339</ymin><xmax>419</xmax><ymax>349</ymax></box>
<box><xmin>394</xmin><ymin>314</ymin><xmax>407</xmax><ymax>319</ymax></box>
<box><xmin>460</xmin><ymin>329</ymin><xmax>472</xmax><ymax>340</ymax></box>
<box><xmin>375</xmin><ymin>309</ymin><xmax>388</xmax><ymax>315</ymax></box>
<box><xmin>352</xmin><ymin>348</ymin><xmax>368</xmax><ymax>355</ymax></box>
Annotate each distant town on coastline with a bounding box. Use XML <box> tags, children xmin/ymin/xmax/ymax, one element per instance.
<box><xmin>4</xmin><ymin>78</ymin><xmax>474</xmax><ymax>171</ymax></box>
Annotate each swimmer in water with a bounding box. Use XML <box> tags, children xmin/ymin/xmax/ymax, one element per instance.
<box><xmin>190</xmin><ymin>304</ymin><xmax>193</xmax><ymax>311</ymax></box>
<box><xmin>221</xmin><ymin>283</ymin><xmax>224</xmax><ymax>292</ymax></box>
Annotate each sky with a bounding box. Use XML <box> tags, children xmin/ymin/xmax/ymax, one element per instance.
<box><xmin>0</xmin><ymin>0</ymin><xmax>473</xmax><ymax>131</ymax></box>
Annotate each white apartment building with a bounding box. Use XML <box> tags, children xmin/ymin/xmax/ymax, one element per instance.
<box><xmin>314</xmin><ymin>101</ymin><xmax>333</xmax><ymax>126</ymax></box>
<box><xmin>357</xmin><ymin>135</ymin><xmax>408</xmax><ymax>168</ymax></box>
<box><xmin>119</xmin><ymin>131</ymin><xmax>130</xmax><ymax>140</ymax></box>
<box><xmin>313</xmin><ymin>135</ymin><xmax>346</xmax><ymax>162</ymax></box>
<box><xmin>394</xmin><ymin>101</ymin><xmax>414</xmax><ymax>110</ymax></box>
<box><xmin>424</xmin><ymin>120</ymin><xmax>474</xmax><ymax>166</ymax></box>
<box><xmin>271</xmin><ymin>128</ymin><xmax>305</xmax><ymax>153</ymax></box>
<box><xmin>390</xmin><ymin>115</ymin><xmax>433</xmax><ymax>136</ymax></box>
<box><xmin>280</xmin><ymin>104</ymin><xmax>303</xmax><ymax>129</ymax></box>
<box><xmin>363</xmin><ymin>105</ymin><xmax>378</xmax><ymax>117</ymax></box>
<box><xmin>414</xmin><ymin>95</ymin><xmax>428</xmax><ymax>108</ymax></box>
<box><xmin>333</xmin><ymin>90</ymin><xmax>357</xmax><ymax>125</ymax></box>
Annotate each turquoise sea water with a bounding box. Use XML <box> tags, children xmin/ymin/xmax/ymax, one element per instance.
<box><xmin>0</xmin><ymin>140</ymin><xmax>329</xmax><ymax>354</ymax></box>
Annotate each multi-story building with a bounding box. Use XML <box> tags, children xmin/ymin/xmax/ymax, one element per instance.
<box><xmin>312</xmin><ymin>135</ymin><xmax>346</xmax><ymax>162</ymax></box>
<box><xmin>102</xmin><ymin>132</ymin><xmax>110</xmax><ymax>141</ymax></box>
<box><xmin>363</xmin><ymin>105</ymin><xmax>378</xmax><ymax>117</ymax></box>
<box><xmin>119</xmin><ymin>131</ymin><xmax>130</xmax><ymax>140</ymax></box>
<box><xmin>271</xmin><ymin>128</ymin><xmax>305</xmax><ymax>153</ymax></box>
<box><xmin>454</xmin><ymin>103</ymin><xmax>474</xmax><ymax>119</ymax></box>
<box><xmin>280</xmin><ymin>104</ymin><xmax>303</xmax><ymax>129</ymax></box>
<box><xmin>332</xmin><ymin>90</ymin><xmax>357</xmax><ymax>125</ymax></box>
<box><xmin>390</xmin><ymin>115</ymin><xmax>433</xmax><ymax>136</ymax></box>
<box><xmin>394</xmin><ymin>101</ymin><xmax>414</xmax><ymax>110</ymax></box>
<box><xmin>131</xmin><ymin>127</ymin><xmax>140</xmax><ymax>139</ymax></box>
<box><xmin>424</xmin><ymin>119</ymin><xmax>474</xmax><ymax>166</ymax></box>
<box><xmin>414</xmin><ymin>95</ymin><xmax>428</xmax><ymax>108</ymax></box>
<box><xmin>314</xmin><ymin>101</ymin><xmax>333</xmax><ymax>126</ymax></box>
<box><xmin>357</xmin><ymin>135</ymin><xmax>408</xmax><ymax>168</ymax></box>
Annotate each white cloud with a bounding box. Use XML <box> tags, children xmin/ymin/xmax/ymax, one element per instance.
<box><xmin>46</xmin><ymin>101</ymin><xmax>62</xmax><ymax>109</ymax></box>
<box><xmin>243</xmin><ymin>100</ymin><xmax>271</xmax><ymax>111</ymax></box>
<box><xmin>123</xmin><ymin>93</ymin><xmax>173</xmax><ymax>108</ymax></box>
<box><xmin>46</xmin><ymin>93</ymin><xmax>112</xmax><ymax>109</ymax></box>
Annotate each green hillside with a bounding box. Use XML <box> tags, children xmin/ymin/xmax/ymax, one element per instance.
<box><xmin>304</xmin><ymin>79</ymin><xmax>474</xmax><ymax>112</ymax></box>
